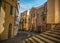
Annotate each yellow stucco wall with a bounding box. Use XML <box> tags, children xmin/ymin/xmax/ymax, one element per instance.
<box><xmin>47</xmin><ymin>0</ymin><xmax>60</xmax><ymax>30</ymax></box>
<box><xmin>20</xmin><ymin>11</ymin><xmax>30</xmax><ymax>31</ymax></box>
<box><xmin>0</xmin><ymin>0</ymin><xmax>16</xmax><ymax>40</ymax></box>
<box><xmin>0</xmin><ymin>7</ymin><xmax>5</xmax><ymax>35</ymax></box>
<box><xmin>47</xmin><ymin>0</ymin><xmax>55</xmax><ymax>23</ymax></box>
<box><xmin>55</xmin><ymin>0</ymin><xmax>60</xmax><ymax>23</ymax></box>
<box><xmin>47</xmin><ymin>0</ymin><xmax>60</xmax><ymax>23</ymax></box>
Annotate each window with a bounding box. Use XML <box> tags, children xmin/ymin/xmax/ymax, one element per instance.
<box><xmin>4</xmin><ymin>3</ymin><xmax>6</xmax><ymax>9</ymax></box>
<box><xmin>12</xmin><ymin>0</ymin><xmax>14</xmax><ymax>1</ymax></box>
<box><xmin>29</xmin><ymin>18</ymin><xmax>30</xmax><ymax>21</ymax></box>
<box><xmin>10</xmin><ymin>6</ymin><xmax>13</xmax><ymax>15</ymax></box>
<box><xmin>8</xmin><ymin>23</ymin><xmax>12</xmax><ymax>38</ymax></box>
<box><xmin>0</xmin><ymin>0</ymin><xmax>2</xmax><ymax>10</ymax></box>
<box><xmin>37</xmin><ymin>14</ymin><xmax>39</xmax><ymax>18</ymax></box>
<box><xmin>25</xmin><ymin>19</ymin><xmax>27</xmax><ymax>23</ymax></box>
<box><xmin>33</xmin><ymin>14</ymin><xmax>35</xmax><ymax>17</ymax></box>
<box><xmin>9</xmin><ymin>23</ymin><xmax>12</xmax><ymax>29</ymax></box>
<box><xmin>43</xmin><ymin>15</ymin><xmax>46</xmax><ymax>21</ymax></box>
<box><xmin>43</xmin><ymin>17</ymin><xmax>45</xmax><ymax>21</ymax></box>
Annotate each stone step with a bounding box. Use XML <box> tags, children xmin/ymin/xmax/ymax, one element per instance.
<box><xmin>54</xmin><ymin>30</ymin><xmax>60</xmax><ymax>32</ymax></box>
<box><xmin>22</xmin><ymin>41</ymin><xmax>26</xmax><ymax>43</ymax></box>
<box><xmin>43</xmin><ymin>32</ymin><xmax>60</xmax><ymax>39</ymax></box>
<box><xmin>48</xmin><ymin>31</ymin><xmax>60</xmax><ymax>35</ymax></box>
<box><xmin>22</xmin><ymin>31</ymin><xmax>60</xmax><ymax>43</ymax></box>
<box><xmin>32</xmin><ymin>36</ymin><xmax>45</xmax><ymax>43</ymax></box>
<box><xmin>28</xmin><ymin>37</ymin><xmax>37</xmax><ymax>43</ymax></box>
<box><xmin>39</xmin><ymin>34</ymin><xmax>60</xmax><ymax>42</ymax></box>
<box><xmin>54</xmin><ymin>25</ymin><xmax>60</xmax><ymax>30</ymax></box>
<box><xmin>35</xmin><ymin>35</ymin><xmax>55</xmax><ymax>43</ymax></box>
<box><xmin>25</xmin><ymin>39</ymin><xmax>31</xmax><ymax>43</ymax></box>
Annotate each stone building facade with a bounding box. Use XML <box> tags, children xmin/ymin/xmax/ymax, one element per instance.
<box><xmin>47</xmin><ymin>0</ymin><xmax>60</xmax><ymax>31</ymax></box>
<box><xmin>0</xmin><ymin>0</ymin><xmax>17</xmax><ymax>40</ymax></box>
<box><xmin>27</xmin><ymin>3</ymin><xmax>47</xmax><ymax>33</ymax></box>
<box><xmin>19</xmin><ymin>2</ymin><xmax>47</xmax><ymax>33</ymax></box>
<box><xmin>20</xmin><ymin>10</ymin><xmax>30</xmax><ymax>31</ymax></box>
<box><xmin>29</xmin><ymin>8</ymin><xmax>37</xmax><ymax>32</ymax></box>
<box><xmin>0</xmin><ymin>0</ymin><xmax>5</xmax><ymax>35</ymax></box>
<box><xmin>36</xmin><ymin>2</ymin><xmax>47</xmax><ymax>32</ymax></box>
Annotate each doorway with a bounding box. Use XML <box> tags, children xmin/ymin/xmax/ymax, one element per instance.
<box><xmin>37</xmin><ymin>26</ymin><xmax>41</xmax><ymax>33</ymax></box>
<box><xmin>8</xmin><ymin>23</ymin><xmax>12</xmax><ymax>38</ymax></box>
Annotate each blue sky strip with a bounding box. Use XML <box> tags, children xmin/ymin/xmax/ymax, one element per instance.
<box><xmin>20</xmin><ymin>0</ymin><xmax>47</xmax><ymax>13</ymax></box>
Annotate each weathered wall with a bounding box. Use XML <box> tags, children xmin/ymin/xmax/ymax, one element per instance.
<box><xmin>0</xmin><ymin>0</ymin><xmax>16</xmax><ymax>40</ymax></box>
<box><xmin>0</xmin><ymin>7</ymin><xmax>5</xmax><ymax>35</ymax></box>
<box><xmin>47</xmin><ymin>0</ymin><xmax>60</xmax><ymax>30</ymax></box>
<box><xmin>47</xmin><ymin>0</ymin><xmax>55</xmax><ymax>23</ymax></box>
<box><xmin>47</xmin><ymin>0</ymin><xmax>60</xmax><ymax>23</ymax></box>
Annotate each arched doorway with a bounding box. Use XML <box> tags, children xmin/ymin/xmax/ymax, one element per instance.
<box><xmin>8</xmin><ymin>23</ymin><xmax>12</xmax><ymax>38</ymax></box>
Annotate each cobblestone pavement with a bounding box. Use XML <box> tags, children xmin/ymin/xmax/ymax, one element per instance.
<box><xmin>0</xmin><ymin>31</ymin><xmax>36</xmax><ymax>43</ymax></box>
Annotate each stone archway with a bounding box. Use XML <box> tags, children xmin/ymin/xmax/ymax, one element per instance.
<box><xmin>8</xmin><ymin>23</ymin><xmax>12</xmax><ymax>38</ymax></box>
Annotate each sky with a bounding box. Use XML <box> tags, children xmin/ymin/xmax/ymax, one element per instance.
<box><xmin>20</xmin><ymin>0</ymin><xmax>47</xmax><ymax>13</ymax></box>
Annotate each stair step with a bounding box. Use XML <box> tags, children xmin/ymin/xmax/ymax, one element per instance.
<box><xmin>43</xmin><ymin>32</ymin><xmax>60</xmax><ymax>39</ymax></box>
<box><xmin>22</xmin><ymin>31</ymin><xmax>60</xmax><ymax>43</ymax></box>
<box><xmin>48</xmin><ymin>31</ymin><xmax>60</xmax><ymax>35</ymax></box>
<box><xmin>22</xmin><ymin>41</ymin><xmax>26</xmax><ymax>43</ymax></box>
<box><xmin>32</xmin><ymin>36</ymin><xmax>45</xmax><ymax>43</ymax></box>
<box><xmin>39</xmin><ymin>34</ymin><xmax>60</xmax><ymax>42</ymax></box>
<box><xmin>55</xmin><ymin>30</ymin><xmax>60</xmax><ymax>31</ymax></box>
<box><xmin>35</xmin><ymin>35</ymin><xmax>55</xmax><ymax>43</ymax></box>
<box><xmin>25</xmin><ymin>39</ymin><xmax>31</xmax><ymax>43</ymax></box>
<box><xmin>28</xmin><ymin>37</ymin><xmax>37</xmax><ymax>43</ymax></box>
